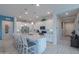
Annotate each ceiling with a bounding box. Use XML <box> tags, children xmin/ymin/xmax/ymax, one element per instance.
<box><xmin>0</xmin><ymin>4</ymin><xmax>79</xmax><ymax>22</ymax></box>
<box><xmin>58</xmin><ymin>8</ymin><xmax>79</xmax><ymax>22</ymax></box>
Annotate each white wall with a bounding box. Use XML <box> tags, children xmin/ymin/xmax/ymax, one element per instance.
<box><xmin>52</xmin><ymin>15</ymin><xmax>62</xmax><ymax>44</ymax></box>
<box><xmin>75</xmin><ymin>13</ymin><xmax>79</xmax><ymax>35</ymax></box>
<box><xmin>34</xmin><ymin>19</ymin><xmax>53</xmax><ymax>32</ymax></box>
<box><xmin>56</xmin><ymin>17</ymin><xmax>62</xmax><ymax>44</ymax></box>
<box><xmin>15</xmin><ymin>21</ymin><xmax>34</xmax><ymax>33</ymax></box>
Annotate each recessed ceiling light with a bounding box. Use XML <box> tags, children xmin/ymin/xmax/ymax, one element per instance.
<box><xmin>36</xmin><ymin>4</ymin><xmax>40</xmax><ymax>6</ymax></box>
<box><xmin>21</xmin><ymin>25</ymin><xmax>23</xmax><ymax>27</ymax></box>
<box><xmin>47</xmin><ymin>11</ymin><xmax>51</xmax><ymax>14</ymax></box>
<box><xmin>65</xmin><ymin>12</ymin><xmax>69</xmax><ymax>15</ymax></box>
<box><xmin>17</xmin><ymin>29</ymin><xmax>20</xmax><ymax>32</ymax></box>
<box><xmin>25</xmin><ymin>24</ymin><xmax>27</xmax><ymax>26</ymax></box>
<box><xmin>25</xmin><ymin>12</ymin><xmax>28</xmax><ymax>15</ymax></box>
<box><xmin>31</xmin><ymin>22</ymin><xmax>34</xmax><ymax>25</ymax></box>
<box><xmin>49</xmin><ymin>29</ymin><xmax>53</xmax><ymax>32</ymax></box>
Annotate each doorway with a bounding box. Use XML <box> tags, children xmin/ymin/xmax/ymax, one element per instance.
<box><xmin>63</xmin><ymin>22</ymin><xmax>75</xmax><ymax>37</ymax></box>
<box><xmin>2</xmin><ymin>20</ymin><xmax>13</xmax><ymax>51</ymax></box>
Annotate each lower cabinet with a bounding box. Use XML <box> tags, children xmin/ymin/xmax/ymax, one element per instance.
<box><xmin>29</xmin><ymin>38</ymin><xmax>47</xmax><ymax>54</ymax></box>
<box><xmin>46</xmin><ymin>34</ymin><xmax>53</xmax><ymax>43</ymax></box>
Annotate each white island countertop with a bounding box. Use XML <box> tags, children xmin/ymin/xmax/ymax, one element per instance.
<box><xmin>16</xmin><ymin>33</ymin><xmax>46</xmax><ymax>41</ymax></box>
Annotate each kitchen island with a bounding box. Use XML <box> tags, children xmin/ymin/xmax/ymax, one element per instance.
<box><xmin>14</xmin><ymin>33</ymin><xmax>47</xmax><ymax>54</ymax></box>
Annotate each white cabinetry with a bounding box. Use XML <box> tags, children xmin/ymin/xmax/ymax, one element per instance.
<box><xmin>46</xmin><ymin>33</ymin><xmax>53</xmax><ymax>43</ymax></box>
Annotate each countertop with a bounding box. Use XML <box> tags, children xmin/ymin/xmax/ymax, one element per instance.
<box><xmin>15</xmin><ymin>33</ymin><xmax>46</xmax><ymax>41</ymax></box>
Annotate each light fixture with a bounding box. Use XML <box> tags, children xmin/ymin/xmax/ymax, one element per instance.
<box><xmin>49</xmin><ymin>29</ymin><xmax>53</xmax><ymax>32</ymax></box>
<box><xmin>17</xmin><ymin>29</ymin><xmax>20</xmax><ymax>32</ymax></box>
<box><xmin>36</xmin><ymin>4</ymin><xmax>40</xmax><ymax>6</ymax></box>
<box><xmin>21</xmin><ymin>25</ymin><xmax>23</xmax><ymax>27</ymax></box>
<box><xmin>31</xmin><ymin>22</ymin><xmax>34</xmax><ymax>25</ymax></box>
<box><xmin>25</xmin><ymin>12</ymin><xmax>28</xmax><ymax>15</ymax></box>
<box><xmin>47</xmin><ymin>11</ymin><xmax>51</xmax><ymax>14</ymax></box>
<box><xmin>65</xmin><ymin>12</ymin><xmax>69</xmax><ymax>15</ymax></box>
<box><xmin>25</xmin><ymin>24</ymin><xmax>27</xmax><ymax>26</ymax></box>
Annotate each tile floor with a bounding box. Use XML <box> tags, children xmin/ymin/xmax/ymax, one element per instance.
<box><xmin>0</xmin><ymin>36</ymin><xmax>79</xmax><ymax>54</ymax></box>
<box><xmin>44</xmin><ymin>37</ymin><xmax>79</xmax><ymax>54</ymax></box>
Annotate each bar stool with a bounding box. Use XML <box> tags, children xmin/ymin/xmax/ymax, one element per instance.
<box><xmin>15</xmin><ymin>35</ymin><xmax>36</xmax><ymax>54</ymax></box>
<box><xmin>21</xmin><ymin>37</ymin><xmax>36</xmax><ymax>54</ymax></box>
<box><xmin>27</xmin><ymin>39</ymin><xmax>37</xmax><ymax>54</ymax></box>
<box><xmin>15</xmin><ymin>35</ymin><xmax>23</xmax><ymax>54</ymax></box>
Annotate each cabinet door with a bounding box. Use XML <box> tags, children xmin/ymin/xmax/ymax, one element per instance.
<box><xmin>46</xmin><ymin>34</ymin><xmax>53</xmax><ymax>43</ymax></box>
<box><xmin>36</xmin><ymin>38</ymin><xmax>47</xmax><ymax>53</ymax></box>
